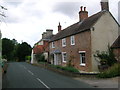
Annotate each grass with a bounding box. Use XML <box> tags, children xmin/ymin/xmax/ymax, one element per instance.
<box><xmin>98</xmin><ymin>63</ymin><xmax>120</xmax><ymax>78</ymax></box>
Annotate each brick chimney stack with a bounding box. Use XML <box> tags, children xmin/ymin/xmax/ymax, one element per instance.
<box><xmin>101</xmin><ymin>0</ymin><xmax>109</xmax><ymax>11</ymax></box>
<box><xmin>58</xmin><ymin>22</ymin><xmax>62</xmax><ymax>32</ymax></box>
<box><xmin>79</xmin><ymin>6</ymin><xmax>88</xmax><ymax>22</ymax></box>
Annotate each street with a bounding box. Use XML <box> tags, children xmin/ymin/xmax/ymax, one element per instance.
<box><xmin>2</xmin><ymin>62</ymin><xmax>92</xmax><ymax>88</ymax></box>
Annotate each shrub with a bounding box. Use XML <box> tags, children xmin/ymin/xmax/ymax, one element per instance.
<box><xmin>35</xmin><ymin>53</ymin><xmax>45</xmax><ymax>62</ymax></box>
<box><xmin>94</xmin><ymin>46</ymin><xmax>117</xmax><ymax>66</ymax></box>
<box><xmin>25</xmin><ymin>56</ymin><xmax>31</xmax><ymax>60</ymax></box>
<box><xmin>50</xmin><ymin>65</ymin><xmax>79</xmax><ymax>73</ymax></box>
<box><xmin>98</xmin><ymin>63</ymin><xmax>120</xmax><ymax>78</ymax></box>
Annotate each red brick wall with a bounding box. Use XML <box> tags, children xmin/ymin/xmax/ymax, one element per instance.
<box><xmin>50</xmin><ymin>31</ymin><xmax>92</xmax><ymax>72</ymax></box>
<box><xmin>113</xmin><ymin>48</ymin><xmax>120</xmax><ymax>62</ymax></box>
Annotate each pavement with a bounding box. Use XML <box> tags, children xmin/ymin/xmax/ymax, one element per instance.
<box><xmin>74</xmin><ymin>76</ymin><xmax>119</xmax><ymax>88</ymax></box>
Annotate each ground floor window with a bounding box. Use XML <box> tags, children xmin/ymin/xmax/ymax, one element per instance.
<box><xmin>62</xmin><ymin>52</ymin><xmax>67</xmax><ymax>63</ymax></box>
<box><xmin>79</xmin><ymin>51</ymin><xmax>86</xmax><ymax>66</ymax></box>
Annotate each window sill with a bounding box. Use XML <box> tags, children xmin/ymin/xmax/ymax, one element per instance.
<box><xmin>80</xmin><ymin>64</ymin><xmax>86</xmax><ymax>66</ymax></box>
<box><xmin>63</xmin><ymin>61</ymin><xmax>67</xmax><ymax>63</ymax></box>
<box><xmin>62</xmin><ymin>45</ymin><xmax>66</xmax><ymax>47</ymax></box>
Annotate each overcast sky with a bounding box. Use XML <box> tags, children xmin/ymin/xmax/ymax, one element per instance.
<box><xmin>0</xmin><ymin>0</ymin><xmax>119</xmax><ymax>47</ymax></box>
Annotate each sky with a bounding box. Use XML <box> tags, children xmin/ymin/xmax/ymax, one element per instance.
<box><xmin>0</xmin><ymin>0</ymin><xmax>119</xmax><ymax>47</ymax></box>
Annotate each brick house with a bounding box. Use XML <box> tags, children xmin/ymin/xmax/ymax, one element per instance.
<box><xmin>111</xmin><ymin>35</ymin><xmax>120</xmax><ymax>62</ymax></box>
<box><xmin>31</xmin><ymin>29</ymin><xmax>54</xmax><ymax>64</ymax></box>
<box><xmin>49</xmin><ymin>0</ymin><xmax>119</xmax><ymax>72</ymax></box>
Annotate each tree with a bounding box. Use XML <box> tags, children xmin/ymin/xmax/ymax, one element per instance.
<box><xmin>2</xmin><ymin>38</ymin><xmax>15</xmax><ymax>60</ymax></box>
<box><xmin>16</xmin><ymin>42</ymin><xmax>32</xmax><ymax>61</ymax></box>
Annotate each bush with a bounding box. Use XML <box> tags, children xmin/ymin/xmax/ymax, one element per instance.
<box><xmin>50</xmin><ymin>65</ymin><xmax>79</xmax><ymax>73</ymax></box>
<box><xmin>94</xmin><ymin>46</ymin><xmax>117</xmax><ymax>66</ymax></box>
<box><xmin>25</xmin><ymin>56</ymin><xmax>31</xmax><ymax>60</ymax></box>
<box><xmin>35</xmin><ymin>53</ymin><xmax>46</xmax><ymax>62</ymax></box>
<box><xmin>98</xmin><ymin>63</ymin><xmax>120</xmax><ymax>78</ymax></box>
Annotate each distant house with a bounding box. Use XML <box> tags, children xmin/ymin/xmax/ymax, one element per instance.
<box><xmin>111</xmin><ymin>35</ymin><xmax>120</xmax><ymax>62</ymax></box>
<box><xmin>31</xmin><ymin>29</ymin><xmax>54</xmax><ymax>63</ymax></box>
<box><xmin>49</xmin><ymin>0</ymin><xmax>119</xmax><ymax>72</ymax></box>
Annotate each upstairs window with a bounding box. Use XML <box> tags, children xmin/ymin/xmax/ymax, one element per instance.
<box><xmin>62</xmin><ymin>38</ymin><xmax>66</xmax><ymax>47</ymax></box>
<box><xmin>52</xmin><ymin>42</ymin><xmax>55</xmax><ymax>48</ymax></box>
<box><xmin>71</xmin><ymin>36</ymin><xmax>75</xmax><ymax>45</ymax></box>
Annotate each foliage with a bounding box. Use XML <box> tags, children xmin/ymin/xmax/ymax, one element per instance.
<box><xmin>2</xmin><ymin>38</ymin><xmax>32</xmax><ymax>61</ymax></box>
<box><xmin>98</xmin><ymin>63</ymin><xmax>120</xmax><ymax>78</ymax></box>
<box><xmin>50</xmin><ymin>65</ymin><xmax>79</xmax><ymax>73</ymax></box>
<box><xmin>16</xmin><ymin>42</ymin><xmax>32</xmax><ymax>61</ymax></box>
<box><xmin>94</xmin><ymin>46</ymin><xmax>117</xmax><ymax>66</ymax></box>
<box><xmin>35</xmin><ymin>54</ymin><xmax>45</xmax><ymax>62</ymax></box>
<box><xmin>25</xmin><ymin>56</ymin><xmax>31</xmax><ymax>60</ymax></box>
<box><xmin>2</xmin><ymin>38</ymin><xmax>15</xmax><ymax>60</ymax></box>
<box><xmin>67</xmin><ymin>55</ymin><xmax>75</xmax><ymax>67</ymax></box>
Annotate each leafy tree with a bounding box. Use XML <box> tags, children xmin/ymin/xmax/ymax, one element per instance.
<box><xmin>16</xmin><ymin>42</ymin><xmax>32</xmax><ymax>61</ymax></box>
<box><xmin>2</xmin><ymin>38</ymin><xmax>15</xmax><ymax>60</ymax></box>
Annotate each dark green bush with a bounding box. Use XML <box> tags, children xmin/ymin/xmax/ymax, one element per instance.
<box><xmin>94</xmin><ymin>46</ymin><xmax>117</xmax><ymax>66</ymax></box>
<box><xmin>25</xmin><ymin>56</ymin><xmax>31</xmax><ymax>60</ymax></box>
<box><xmin>50</xmin><ymin>65</ymin><xmax>79</xmax><ymax>73</ymax></box>
<box><xmin>98</xmin><ymin>63</ymin><xmax>120</xmax><ymax>78</ymax></box>
<box><xmin>35</xmin><ymin>54</ymin><xmax>45</xmax><ymax>62</ymax></box>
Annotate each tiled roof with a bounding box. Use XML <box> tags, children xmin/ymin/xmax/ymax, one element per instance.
<box><xmin>50</xmin><ymin>11</ymin><xmax>106</xmax><ymax>42</ymax></box>
<box><xmin>111</xmin><ymin>35</ymin><xmax>120</xmax><ymax>48</ymax></box>
<box><xmin>33</xmin><ymin>45</ymin><xmax>44</xmax><ymax>54</ymax></box>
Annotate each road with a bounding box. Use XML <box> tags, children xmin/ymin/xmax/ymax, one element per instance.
<box><xmin>3</xmin><ymin>62</ymin><xmax>93</xmax><ymax>89</ymax></box>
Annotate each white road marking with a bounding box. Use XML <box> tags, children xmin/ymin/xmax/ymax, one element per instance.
<box><xmin>28</xmin><ymin>70</ymin><xmax>34</xmax><ymax>75</ymax></box>
<box><xmin>23</xmin><ymin>66</ymin><xmax>27</xmax><ymax>69</ymax></box>
<box><xmin>36</xmin><ymin>78</ymin><xmax>50</xmax><ymax>89</ymax></box>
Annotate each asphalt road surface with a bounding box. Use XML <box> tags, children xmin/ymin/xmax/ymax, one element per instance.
<box><xmin>3</xmin><ymin>62</ymin><xmax>93</xmax><ymax>89</ymax></box>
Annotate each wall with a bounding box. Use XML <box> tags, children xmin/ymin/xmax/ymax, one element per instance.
<box><xmin>91</xmin><ymin>12</ymin><xmax>119</xmax><ymax>72</ymax></box>
<box><xmin>50</xmin><ymin>31</ymin><xmax>92</xmax><ymax>72</ymax></box>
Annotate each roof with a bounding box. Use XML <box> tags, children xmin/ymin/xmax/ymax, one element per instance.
<box><xmin>33</xmin><ymin>45</ymin><xmax>44</xmax><ymax>54</ymax></box>
<box><xmin>50</xmin><ymin>11</ymin><xmax>107</xmax><ymax>42</ymax></box>
<box><xmin>35</xmin><ymin>35</ymin><xmax>54</xmax><ymax>46</ymax></box>
<box><xmin>111</xmin><ymin>35</ymin><xmax>120</xmax><ymax>48</ymax></box>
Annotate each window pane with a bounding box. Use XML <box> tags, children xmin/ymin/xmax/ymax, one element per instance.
<box><xmin>80</xmin><ymin>53</ymin><xmax>85</xmax><ymax>64</ymax></box>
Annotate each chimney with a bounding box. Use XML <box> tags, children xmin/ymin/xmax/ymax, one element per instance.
<box><xmin>42</xmin><ymin>32</ymin><xmax>47</xmax><ymax>39</ymax></box>
<box><xmin>46</xmin><ymin>29</ymin><xmax>53</xmax><ymax>37</ymax></box>
<box><xmin>58</xmin><ymin>22</ymin><xmax>62</xmax><ymax>32</ymax></box>
<box><xmin>79</xmin><ymin>6</ymin><xmax>88</xmax><ymax>21</ymax></box>
<box><xmin>101</xmin><ymin>0</ymin><xmax>109</xmax><ymax>11</ymax></box>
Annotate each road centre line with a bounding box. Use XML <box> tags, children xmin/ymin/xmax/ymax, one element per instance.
<box><xmin>36</xmin><ymin>78</ymin><xmax>50</xmax><ymax>89</ymax></box>
<box><xmin>28</xmin><ymin>70</ymin><xmax>34</xmax><ymax>75</ymax></box>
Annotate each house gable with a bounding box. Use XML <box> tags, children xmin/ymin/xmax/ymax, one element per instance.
<box><xmin>91</xmin><ymin>11</ymin><xmax>119</xmax><ymax>71</ymax></box>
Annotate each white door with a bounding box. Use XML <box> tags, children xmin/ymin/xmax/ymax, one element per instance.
<box><xmin>54</xmin><ymin>54</ymin><xmax>58</xmax><ymax>65</ymax></box>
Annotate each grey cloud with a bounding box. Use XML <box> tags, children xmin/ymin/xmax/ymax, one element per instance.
<box><xmin>2</xmin><ymin>1</ymin><xmax>44</xmax><ymax>23</ymax></box>
<box><xmin>6</xmin><ymin>2</ymin><xmax>22</xmax><ymax>7</ymax></box>
<box><xmin>52</xmin><ymin>2</ymin><xmax>82</xmax><ymax>18</ymax></box>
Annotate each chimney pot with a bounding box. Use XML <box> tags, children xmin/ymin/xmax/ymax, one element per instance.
<box><xmin>84</xmin><ymin>7</ymin><xmax>86</xmax><ymax>11</ymax></box>
<box><xmin>80</xmin><ymin>6</ymin><xmax>83</xmax><ymax>11</ymax></box>
<box><xmin>58</xmin><ymin>22</ymin><xmax>62</xmax><ymax>32</ymax></box>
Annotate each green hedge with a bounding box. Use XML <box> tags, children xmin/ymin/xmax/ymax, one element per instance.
<box><xmin>98</xmin><ymin>63</ymin><xmax>120</xmax><ymax>78</ymax></box>
<box><xmin>50</xmin><ymin>65</ymin><xmax>79</xmax><ymax>73</ymax></box>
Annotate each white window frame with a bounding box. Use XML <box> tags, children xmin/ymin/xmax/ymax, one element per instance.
<box><xmin>52</xmin><ymin>42</ymin><xmax>55</xmax><ymax>48</ymax></box>
<box><xmin>79</xmin><ymin>51</ymin><xmax>86</xmax><ymax>66</ymax></box>
<box><xmin>62</xmin><ymin>38</ymin><xmax>66</xmax><ymax>47</ymax></box>
<box><xmin>71</xmin><ymin>36</ymin><xmax>75</xmax><ymax>45</ymax></box>
<box><xmin>62</xmin><ymin>52</ymin><xmax>67</xmax><ymax>63</ymax></box>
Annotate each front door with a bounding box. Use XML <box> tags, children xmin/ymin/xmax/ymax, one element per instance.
<box><xmin>54</xmin><ymin>54</ymin><xmax>61</xmax><ymax>65</ymax></box>
<box><xmin>54</xmin><ymin>54</ymin><xmax>58</xmax><ymax>65</ymax></box>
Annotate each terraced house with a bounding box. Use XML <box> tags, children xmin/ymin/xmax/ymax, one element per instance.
<box><xmin>49</xmin><ymin>0</ymin><xmax>119</xmax><ymax>72</ymax></box>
